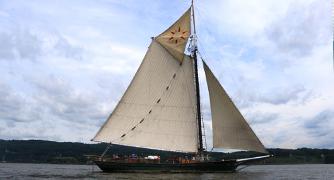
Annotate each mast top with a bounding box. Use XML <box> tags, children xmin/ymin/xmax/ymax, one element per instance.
<box><xmin>189</xmin><ymin>0</ymin><xmax>197</xmax><ymax>54</ymax></box>
<box><xmin>191</xmin><ymin>0</ymin><xmax>196</xmax><ymax>35</ymax></box>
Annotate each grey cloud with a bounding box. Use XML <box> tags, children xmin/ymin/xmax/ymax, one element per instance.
<box><xmin>0</xmin><ymin>82</ymin><xmax>41</xmax><ymax>124</ymax></box>
<box><xmin>54</xmin><ymin>36</ymin><xmax>83</xmax><ymax>60</ymax></box>
<box><xmin>235</xmin><ymin>83</ymin><xmax>311</xmax><ymax>107</ymax></box>
<box><xmin>266</xmin><ymin>0</ymin><xmax>330</xmax><ymax>57</ymax></box>
<box><xmin>0</xmin><ymin>120</ymin><xmax>63</xmax><ymax>141</ymax></box>
<box><xmin>0</xmin><ymin>73</ymin><xmax>109</xmax><ymax>141</ymax></box>
<box><xmin>0</xmin><ymin>30</ymin><xmax>41</xmax><ymax>61</ymax></box>
<box><xmin>0</xmin><ymin>27</ymin><xmax>83</xmax><ymax>61</ymax></box>
<box><xmin>30</xmin><ymin>74</ymin><xmax>108</xmax><ymax>125</ymax></box>
<box><xmin>247</xmin><ymin>112</ymin><xmax>279</xmax><ymax>125</ymax></box>
<box><xmin>304</xmin><ymin>110</ymin><xmax>334</xmax><ymax>138</ymax></box>
<box><xmin>255</xmin><ymin>85</ymin><xmax>309</xmax><ymax>105</ymax></box>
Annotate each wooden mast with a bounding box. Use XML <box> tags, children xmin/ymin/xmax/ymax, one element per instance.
<box><xmin>191</xmin><ymin>0</ymin><xmax>203</xmax><ymax>153</ymax></box>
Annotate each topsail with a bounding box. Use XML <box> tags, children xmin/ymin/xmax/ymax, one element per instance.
<box><xmin>156</xmin><ymin>8</ymin><xmax>191</xmax><ymax>62</ymax></box>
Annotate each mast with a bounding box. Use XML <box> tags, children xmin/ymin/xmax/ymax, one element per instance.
<box><xmin>191</xmin><ymin>0</ymin><xmax>203</xmax><ymax>152</ymax></box>
<box><xmin>194</xmin><ymin>46</ymin><xmax>203</xmax><ymax>152</ymax></box>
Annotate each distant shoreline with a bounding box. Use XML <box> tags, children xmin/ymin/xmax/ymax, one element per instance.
<box><xmin>1</xmin><ymin>139</ymin><xmax>334</xmax><ymax>165</ymax></box>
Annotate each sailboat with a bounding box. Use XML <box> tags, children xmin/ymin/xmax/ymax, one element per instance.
<box><xmin>92</xmin><ymin>1</ymin><xmax>271</xmax><ymax>173</ymax></box>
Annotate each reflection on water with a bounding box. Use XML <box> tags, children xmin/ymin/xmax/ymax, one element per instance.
<box><xmin>0</xmin><ymin>163</ymin><xmax>333</xmax><ymax>180</ymax></box>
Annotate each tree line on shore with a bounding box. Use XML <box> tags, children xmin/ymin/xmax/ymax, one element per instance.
<box><xmin>1</xmin><ymin>140</ymin><xmax>333</xmax><ymax>164</ymax></box>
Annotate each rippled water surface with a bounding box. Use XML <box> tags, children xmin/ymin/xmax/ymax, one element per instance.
<box><xmin>0</xmin><ymin>163</ymin><xmax>333</xmax><ymax>179</ymax></box>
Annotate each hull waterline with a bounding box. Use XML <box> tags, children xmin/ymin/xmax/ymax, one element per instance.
<box><xmin>94</xmin><ymin>160</ymin><xmax>238</xmax><ymax>173</ymax></box>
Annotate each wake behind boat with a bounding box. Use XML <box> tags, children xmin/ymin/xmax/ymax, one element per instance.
<box><xmin>91</xmin><ymin>1</ymin><xmax>271</xmax><ymax>173</ymax></box>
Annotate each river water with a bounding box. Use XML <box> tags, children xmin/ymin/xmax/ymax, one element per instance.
<box><xmin>0</xmin><ymin>163</ymin><xmax>333</xmax><ymax>179</ymax></box>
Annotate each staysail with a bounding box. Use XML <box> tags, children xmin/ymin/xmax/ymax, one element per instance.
<box><xmin>203</xmin><ymin>61</ymin><xmax>267</xmax><ymax>153</ymax></box>
<box><xmin>93</xmin><ymin>9</ymin><xmax>198</xmax><ymax>153</ymax></box>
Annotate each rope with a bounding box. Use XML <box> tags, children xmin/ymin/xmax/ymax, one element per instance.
<box><xmin>100</xmin><ymin>144</ymin><xmax>112</xmax><ymax>158</ymax></box>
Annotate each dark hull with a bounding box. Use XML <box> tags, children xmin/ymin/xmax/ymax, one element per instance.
<box><xmin>95</xmin><ymin>160</ymin><xmax>238</xmax><ymax>173</ymax></box>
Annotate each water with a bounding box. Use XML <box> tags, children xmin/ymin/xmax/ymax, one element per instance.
<box><xmin>0</xmin><ymin>163</ymin><xmax>333</xmax><ymax>180</ymax></box>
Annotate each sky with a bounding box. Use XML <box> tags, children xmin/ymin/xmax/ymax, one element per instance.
<box><xmin>0</xmin><ymin>0</ymin><xmax>332</xmax><ymax>149</ymax></box>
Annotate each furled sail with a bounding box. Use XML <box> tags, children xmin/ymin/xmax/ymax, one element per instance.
<box><xmin>203</xmin><ymin>61</ymin><xmax>267</xmax><ymax>153</ymax></box>
<box><xmin>92</xmin><ymin>39</ymin><xmax>198</xmax><ymax>152</ymax></box>
<box><xmin>156</xmin><ymin>8</ymin><xmax>191</xmax><ymax>62</ymax></box>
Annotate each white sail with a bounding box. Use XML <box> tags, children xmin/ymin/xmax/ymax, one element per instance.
<box><xmin>93</xmin><ymin>39</ymin><xmax>198</xmax><ymax>152</ymax></box>
<box><xmin>156</xmin><ymin>8</ymin><xmax>191</xmax><ymax>62</ymax></box>
<box><xmin>203</xmin><ymin>61</ymin><xmax>267</xmax><ymax>153</ymax></box>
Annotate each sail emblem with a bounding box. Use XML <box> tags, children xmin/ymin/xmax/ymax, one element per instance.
<box><xmin>168</xmin><ymin>27</ymin><xmax>188</xmax><ymax>44</ymax></box>
<box><xmin>155</xmin><ymin>8</ymin><xmax>191</xmax><ymax>62</ymax></box>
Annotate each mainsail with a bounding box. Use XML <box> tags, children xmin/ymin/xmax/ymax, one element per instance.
<box><xmin>93</xmin><ymin>9</ymin><xmax>198</xmax><ymax>153</ymax></box>
<box><xmin>203</xmin><ymin>61</ymin><xmax>267</xmax><ymax>153</ymax></box>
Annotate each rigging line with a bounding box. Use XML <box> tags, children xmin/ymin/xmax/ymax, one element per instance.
<box><xmin>100</xmin><ymin>144</ymin><xmax>112</xmax><ymax>158</ymax></box>
<box><xmin>196</xmin><ymin>37</ymin><xmax>215</xmax><ymax>71</ymax></box>
<box><xmin>192</xmin><ymin>4</ymin><xmax>217</xmax><ymax>67</ymax></box>
<box><xmin>201</xmin><ymin>113</ymin><xmax>208</xmax><ymax>150</ymax></box>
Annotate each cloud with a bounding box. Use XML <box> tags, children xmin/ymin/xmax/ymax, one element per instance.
<box><xmin>234</xmin><ymin>82</ymin><xmax>312</xmax><ymax>108</ymax></box>
<box><xmin>0</xmin><ymin>29</ymin><xmax>42</xmax><ymax>61</ymax></box>
<box><xmin>266</xmin><ymin>0</ymin><xmax>330</xmax><ymax>57</ymax></box>
<box><xmin>246</xmin><ymin>112</ymin><xmax>279</xmax><ymax>125</ymax></box>
<box><xmin>0</xmin><ymin>0</ymin><xmax>333</xmax><ymax>150</ymax></box>
<box><xmin>197</xmin><ymin>0</ymin><xmax>333</xmax><ymax>149</ymax></box>
<box><xmin>0</xmin><ymin>74</ymin><xmax>114</xmax><ymax>142</ymax></box>
<box><xmin>0</xmin><ymin>28</ymin><xmax>84</xmax><ymax>62</ymax></box>
<box><xmin>0</xmin><ymin>82</ymin><xmax>40</xmax><ymax>124</ymax></box>
<box><xmin>304</xmin><ymin>110</ymin><xmax>334</xmax><ymax>138</ymax></box>
<box><xmin>29</xmin><ymin>74</ymin><xmax>109</xmax><ymax>125</ymax></box>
